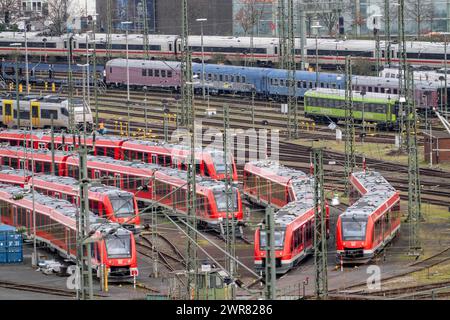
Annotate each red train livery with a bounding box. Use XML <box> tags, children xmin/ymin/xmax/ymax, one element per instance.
<box><xmin>0</xmin><ymin>130</ymin><xmax>238</xmax><ymax>182</ymax></box>
<box><xmin>0</xmin><ymin>167</ymin><xmax>140</xmax><ymax>229</ymax></box>
<box><xmin>0</xmin><ymin>146</ymin><xmax>243</xmax><ymax>234</ymax></box>
<box><xmin>0</xmin><ymin>183</ymin><xmax>138</xmax><ymax>279</ymax></box>
<box><xmin>244</xmin><ymin>160</ymin><xmax>329</xmax><ymax>274</ymax></box>
<box><xmin>336</xmin><ymin>171</ymin><xmax>401</xmax><ymax>264</ymax></box>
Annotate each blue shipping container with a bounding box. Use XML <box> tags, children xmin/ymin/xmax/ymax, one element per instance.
<box><xmin>0</xmin><ymin>224</ymin><xmax>23</xmax><ymax>264</ymax></box>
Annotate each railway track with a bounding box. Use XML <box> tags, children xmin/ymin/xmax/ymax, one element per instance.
<box><xmin>136</xmin><ymin>232</ymin><xmax>186</xmax><ymax>285</ymax></box>
<box><xmin>0</xmin><ymin>280</ymin><xmax>106</xmax><ymax>298</ymax></box>
<box><xmin>328</xmin><ymin>246</ymin><xmax>450</xmax><ymax>295</ymax></box>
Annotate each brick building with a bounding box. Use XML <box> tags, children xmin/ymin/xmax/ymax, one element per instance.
<box><xmin>424</xmin><ymin>131</ymin><xmax>450</xmax><ymax>165</ymax></box>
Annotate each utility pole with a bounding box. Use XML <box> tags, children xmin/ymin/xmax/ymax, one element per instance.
<box><xmin>406</xmin><ymin>67</ymin><xmax>422</xmax><ymax>256</ymax></box>
<box><xmin>14</xmin><ymin>48</ymin><xmax>20</xmax><ymax>128</ymax></box>
<box><xmin>264</xmin><ymin>206</ymin><xmax>276</xmax><ymax>300</ymax></box>
<box><xmin>313</xmin><ymin>148</ymin><xmax>327</xmax><ymax>299</ymax></box>
<box><xmin>445</xmin><ymin>35</ymin><xmax>448</xmax><ymax>120</ymax></box>
<box><xmin>398</xmin><ymin>0</ymin><xmax>408</xmax><ymax>151</ymax></box>
<box><xmin>374</xmin><ymin>22</ymin><xmax>381</xmax><ymax>75</ymax></box>
<box><xmin>50</xmin><ymin>115</ymin><xmax>55</xmax><ymax>175</ymax></box>
<box><xmin>344</xmin><ymin>56</ymin><xmax>356</xmax><ymax>195</ymax></box>
<box><xmin>286</xmin><ymin>0</ymin><xmax>298</xmax><ymax>140</ymax></box>
<box><xmin>106</xmin><ymin>0</ymin><xmax>113</xmax><ymax>59</ymax></box>
<box><xmin>67</xmin><ymin>34</ymin><xmax>75</xmax><ymax>133</ymax></box>
<box><xmin>223</xmin><ymin>104</ymin><xmax>235</xmax><ymax>300</ymax></box>
<box><xmin>384</xmin><ymin>0</ymin><xmax>392</xmax><ymax>67</ymax></box>
<box><xmin>142</xmin><ymin>0</ymin><xmax>150</xmax><ymax>60</ymax></box>
<box><xmin>277</xmin><ymin>0</ymin><xmax>287</xmax><ymax>69</ymax></box>
<box><xmin>299</xmin><ymin>3</ymin><xmax>307</xmax><ymax>70</ymax></box>
<box><xmin>76</xmin><ymin>143</ymin><xmax>94</xmax><ymax>300</ymax></box>
<box><xmin>182</xmin><ymin>0</ymin><xmax>198</xmax><ymax>300</ymax></box>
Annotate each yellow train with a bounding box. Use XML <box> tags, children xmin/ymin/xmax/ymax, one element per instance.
<box><xmin>0</xmin><ymin>95</ymin><xmax>93</xmax><ymax>131</ymax></box>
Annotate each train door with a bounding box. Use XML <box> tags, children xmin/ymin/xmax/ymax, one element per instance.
<box><xmin>114</xmin><ymin>173</ymin><xmax>121</xmax><ymax>189</ymax></box>
<box><xmin>2</xmin><ymin>100</ymin><xmax>14</xmax><ymax>125</ymax></box>
<box><xmin>30</xmin><ymin>102</ymin><xmax>40</xmax><ymax>127</ymax></box>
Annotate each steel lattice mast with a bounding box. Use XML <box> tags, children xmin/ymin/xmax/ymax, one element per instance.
<box><xmin>142</xmin><ymin>0</ymin><xmax>150</xmax><ymax>60</ymax></box>
<box><xmin>344</xmin><ymin>56</ymin><xmax>356</xmax><ymax>195</ymax></box>
<box><xmin>406</xmin><ymin>67</ymin><xmax>422</xmax><ymax>256</ymax></box>
<box><xmin>181</xmin><ymin>0</ymin><xmax>198</xmax><ymax>299</ymax></box>
<box><xmin>106</xmin><ymin>0</ymin><xmax>113</xmax><ymax>60</ymax></box>
<box><xmin>277</xmin><ymin>0</ymin><xmax>287</xmax><ymax>69</ymax></box>
<box><xmin>313</xmin><ymin>148</ymin><xmax>328</xmax><ymax>299</ymax></box>
<box><xmin>398</xmin><ymin>0</ymin><xmax>407</xmax><ymax>149</ymax></box>
<box><xmin>286</xmin><ymin>0</ymin><xmax>298</xmax><ymax>139</ymax></box>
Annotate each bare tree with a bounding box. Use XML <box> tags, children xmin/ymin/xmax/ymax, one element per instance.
<box><xmin>234</xmin><ymin>0</ymin><xmax>266</xmax><ymax>65</ymax></box>
<box><xmin>0</xmin><ymin>0</ymin><xmax>20</xmax><ymax>26</ymax></box>
<box><xmin>234</xmin><ymin>0</ymin><xmax>265</xmax><ymax>36</ymax></box>
<box><xmin>406</xmin><ymin>0</ymin><xmax>435</xmax><ymax>38</ymax></box>
<box><xmin>46</xmin><ymin>0</ymin><xmax>72</xmax><ymax>35</ymax></box>
<box><xmin>317</xmin><ymin>9</ymin><xmax>339</xmax><ymax>36</ymax></box>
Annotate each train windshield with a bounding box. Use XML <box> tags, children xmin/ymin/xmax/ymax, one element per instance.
<box><xmin>109</xmin><ymin>195</ymin><xmax>135</xmax><ymax>218</ymax></box>
<box><xmin>214</xmin><ymin>189</ymin><xmax>238</xmax><ymax>212</ymax></box>
<box><xmin>259</xmin><ymin>230</ymin><xmax>285</xmax><ymax>250</ymax></box>
<box><xmin>211</xmin><ymin>150</ymin><xmax>232</xmax><ymax>174</ymax></box>
<box><xmin>342</xmin><ymin>217</ymin><xmax>367</xmax><ymax>241</ymax></box>
<box><xmin>105</xmin><ymin>235</ymin><xmax>131</xmax><ymax>258</ymax></box>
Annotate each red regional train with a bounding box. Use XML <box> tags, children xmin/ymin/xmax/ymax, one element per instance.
<box><xmin>335</xmin><ymin>171</ymin><xmax>401</xmax><ymax>264</ymax></box>
<box><xmin>0</xmin><ymin>130</ymin><xmax>238</xmax><ymax>182</ymax></box>
<box><xmin>0</xmin><ymin>183</ymin><xmax>138</xmax><ymax>279</ymax></box>
<box><xmin>243</xmin><ymin>160</ymin><xmax>329</xmax><ymax>274</ymax></box>
<box><xmin>0</xmin><ymin>146</ymin><xmax>243</xmax><ymax>235</ymax></box>
<box><xmin>0</xmin><ymin>167</ymin><xmax>140</xmax><ymax>230</ymax></box>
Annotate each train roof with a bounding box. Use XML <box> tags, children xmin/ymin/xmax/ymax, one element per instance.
<box><xmin>0</xmin><ymin>182</ymin><xmax>130</xmax><ymax>235</ymax></box>
<box><xmin>247</xmin><ymin>160</ymin><xmax>307</xmax><ymax>185</ymax></box>
<box><xmin>352</xmin><ymin>75</ymin><xmax>443</xmax><ymax>89</ymax></box>
<box><xmin>106</xmin><ymin>59</ymin><xmax>180</xmax><ymax>69</ymax></box>
<box><xmin>33</xmin><ymin>174</ymin><xmax>134</xmax><ymax>197</ymax></box>
<box><xmin>124</xmin><ymin>139</ymin><xmax>228</xmax><ymax>158</ymax></box>
<box><xmin>305</xmin><ymin>88</ymin><xmax>399</xmax><ymax>102</ymax></box>
<box><xmin>0</xmin><ymin>146</ymin><xmax>69</xmax><ymax>157</ymax></box>
<box><xmin>273</xmin><ymin>177</ymin><xmax>315</xmax><ymax>227</ymax></box>
<box><xmin>274</xmin><ymin>200</ymin><xmax>314</xmax><ymax>228</ymax></box>
<box><xmin>0</xmin><ymin>183</ymin><xmax>101</xmax><ymax>224</ymax></box>
<box><xmin>341</xmin><ymin>171</ymin><xmax>397</xmax><ymax>219</ymax></box>
<box><xmin>85</xmin><ymin>155</ymin><xmax>229</xmax><ymax>189</ymax></box>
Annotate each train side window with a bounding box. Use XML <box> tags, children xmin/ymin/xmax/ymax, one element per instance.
<box><xmin>274</xmin><ymin>47</ymin><xmax>278</xmax><ymax>54</ymax></box>
<box><xmin>161</xmin><ymin>70</ymin><xmax>166</xmax><ymax>78</ymax></box>
<box><xmin>147</xmin><ymin>69</ymin><xmax>153</xmax><ymax>77</ymax></box>
<box><xmin>167</xmin><ymin>70</ymin><xmax>172</xmax><ymax>78</ymax></box>
<box><xmin>230</xmin><ymin>75</ymin><xmax>235</xmax><ymax>82</ymax></box>
<box><xmin>213</xmin><ymin>74</ymin><xmax>218</xmax><ymax>81</ymax></box>
<box><xmin>158</xmin><ymin>155</ymin><xmax>165</xmax><ymax>166</ymax></box>
<box><xmin>374</xmin><ymin>87</ymin><xmax>379</xmax><ymax>93</ymax></box>
<box><xmin>236</xmin><ymin>76</ymin><xmax>240</xmax><ymax>83</ymax></box>
<box><xmin>280</xmin><ymin>79</ymin><xmax>284</xmax><ymax>87</ymax></box>
<box><xmin>219</xmin><ymin>74</ymin><xmax>223</xmax><ymax>81</ymax></box>
<box><xmin>155</xmin><ymin>70</ymin><xmax>160</xmax><ymax>77</ymax></box>
<box><xmin>368</xmin><ymin>87</ymin><xmax>373</xmax><ymax>92</ymax></box>
<box><xmin>169</xmin><ymin>43</ymin><xmax>173</xmax><ymax>51</ymax></box>
<box><xmin>207</xmin><ymin>73</ymin><xmax>212</xmax><ymax>80</ymax></box>
<box><xmin>110</xmin><ymin>67</ymin><xmax>112</xmax><ymax>73</ymax></box>
<box><xmin>142</xmin><ymin>69</ymin><xmax>147</xmax><ymax>77</ymax></box>
<box><xmin>380</xmin><ymin>87</ymin><xmax>385</xmax><ymax>93</ymax></box>
<box><xmin>35</xmin><ymin>161</ymin><xmax>42</xmax><ymax>172</ymax></box>
<box><xmin>242</xmin><ymin>76</ymin><xmax>246</xmax><ymax>83</ymax></box>
<box><xmin>225</xmin><ymin>75</ymin><xmax>229</xmax><ymax>82</ymax></box>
